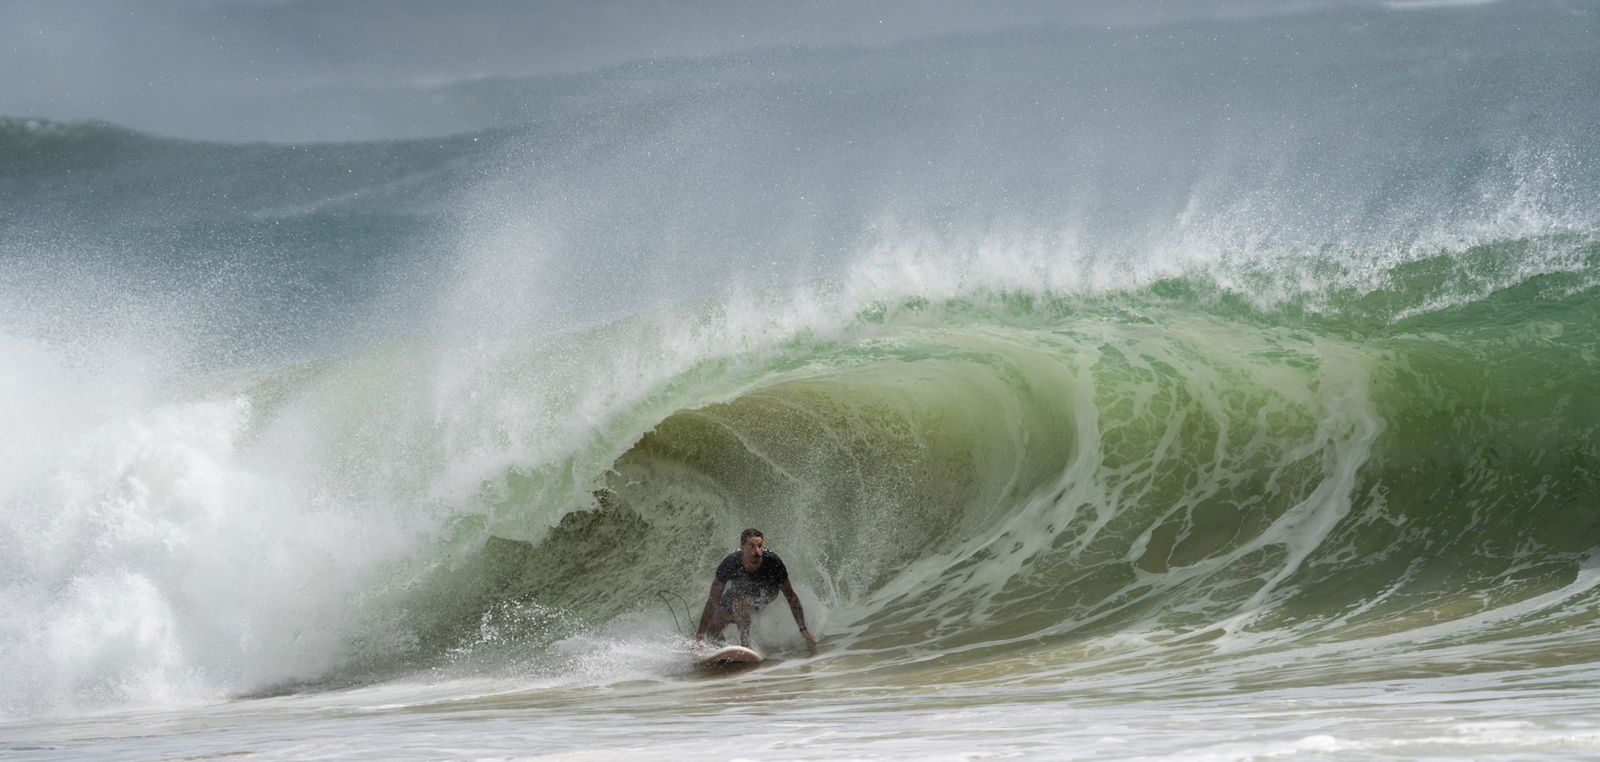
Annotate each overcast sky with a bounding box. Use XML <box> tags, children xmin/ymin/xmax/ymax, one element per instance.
<box><xmin>0</xmin><ymin>0</ymin><xmax>1495</xmax><ymax>141</ymax></box>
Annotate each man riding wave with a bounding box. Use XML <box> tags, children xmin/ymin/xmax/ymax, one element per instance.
<box><xmin>695</xmin><ymin>528</ymin><xmax>817</xmax><ymax>648</ymax></box>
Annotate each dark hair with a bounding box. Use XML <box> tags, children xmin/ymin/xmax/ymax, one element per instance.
<box><xmin>739</xmin><ymin>528</ymin><xmax>764</xmax><ymax>545</ymax></box>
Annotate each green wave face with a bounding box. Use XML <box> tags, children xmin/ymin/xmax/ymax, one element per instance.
<box><xmin>400</xmin><ymin>235</ymin><xmax>1600</xmax><ymax>684</ymax></box>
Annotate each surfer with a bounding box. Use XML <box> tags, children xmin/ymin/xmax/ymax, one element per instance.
<box><xmin>694</xmin><ymin>528</ymin><xmax>817</xmax><ymax>648</ymax></box>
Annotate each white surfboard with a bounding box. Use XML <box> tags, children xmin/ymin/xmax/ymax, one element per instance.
<box><xmin>694</xmin><ymin>644</ymin><xmax>763</xmax><ymax>667</ymax></box>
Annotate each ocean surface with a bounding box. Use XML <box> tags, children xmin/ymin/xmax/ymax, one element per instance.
<box><xmin>4</xmin><ymin>2</ymin><xmax>1600</xmax><ymax>759</ymax></box>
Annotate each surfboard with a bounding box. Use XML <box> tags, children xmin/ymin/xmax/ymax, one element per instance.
<box><xmin>694</xmin><ymin>645</ymin><xmax>763</xmax><ymax>667</ymax></box>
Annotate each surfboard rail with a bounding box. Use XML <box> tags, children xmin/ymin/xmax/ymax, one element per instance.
<box><xmin>694</xmin><ymin>644</ymin><xmax>763</xmax><ymax>667</ymax></box>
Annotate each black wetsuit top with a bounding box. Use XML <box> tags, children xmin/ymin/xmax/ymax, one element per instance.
<box><xmin>715</xmin><ymin>550</ymin><xmax>788</xmax><ymax>609</ymax></box>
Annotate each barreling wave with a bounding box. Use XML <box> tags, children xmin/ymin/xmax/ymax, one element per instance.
<box><xmin>380</xmin><ymin>233</ymin><xmax>1600</xmax><ymax>690</ymax></box>
<box><xmin>5</xmin><ymin>221</ymin><xmax>1598</xmax><ymax>717</ymax></box>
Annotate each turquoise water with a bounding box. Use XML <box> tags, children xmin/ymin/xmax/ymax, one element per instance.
<box><xmin>3</xmin><ymin>2</ymin><xmax>1600</xmax><ymax>758</ymax></box>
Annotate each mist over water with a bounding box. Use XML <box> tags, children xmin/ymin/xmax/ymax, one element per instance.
<box><xmin>3</xmin><ymin>1</ymin><xmax>1600</xmax><ymax>758</ymax></box>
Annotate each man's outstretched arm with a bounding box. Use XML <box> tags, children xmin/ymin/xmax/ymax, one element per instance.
<box><xmin>780</xmin><ymin>580</ymin><xmax>817</xmax><ymax>644</ymax></box>
<box><xmin>694</xmin><ymin>580</ymin><xmax>725</xmax><ymax>642</ymax></box>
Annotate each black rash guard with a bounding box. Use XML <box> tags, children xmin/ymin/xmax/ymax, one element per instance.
<box><xmin>714</xmin><ymin>549</ymin><xmax>788</xmax><ymax>611</ymax></box>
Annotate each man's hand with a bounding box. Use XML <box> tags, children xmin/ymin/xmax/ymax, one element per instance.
<box><xmin>781</xmin><ymin>580</ymin><xmax>816</xmax><ymax>646</ymax></box>
<box><xmin>696</xmin><ymin>580</ymin><xmax>726</xmax><ymax>643</ymax></box>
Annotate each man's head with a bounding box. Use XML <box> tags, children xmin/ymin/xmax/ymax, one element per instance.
<box><xmin>739</xmin><ymin>528</ymin><xmax>765</xmax><ymax>562</ymax></box>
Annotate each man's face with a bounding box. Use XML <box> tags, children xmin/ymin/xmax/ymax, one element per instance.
<box><xmin>741</xmin><ymin>535</ymin><xmax>764</xmax><ymax>563</ymax></box>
